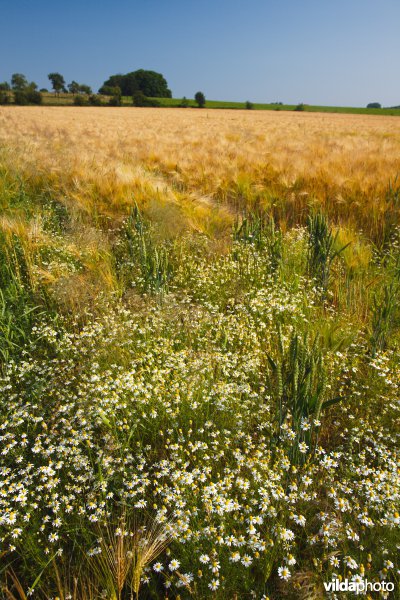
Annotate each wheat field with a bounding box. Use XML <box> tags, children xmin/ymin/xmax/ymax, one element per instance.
<box><xmin>1</xmin><ymin>106</ymin><xmax>400</xmax><ymax>237</ymax></box>
<box><xmin>0</xmin><ymin>107</ymin><xmax>399</xmax><ymax>598</ymax></box>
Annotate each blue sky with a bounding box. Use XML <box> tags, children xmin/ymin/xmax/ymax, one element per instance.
<box><xmin>1</xmin><ymin>0</ymin><xmax>399</xmax><ymax>106</ymax></box>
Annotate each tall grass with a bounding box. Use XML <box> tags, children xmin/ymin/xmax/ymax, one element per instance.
<box><xmin>306</xmin><ymin>212</ymin><xmax>350</xmax><ymax>297</ymax></box>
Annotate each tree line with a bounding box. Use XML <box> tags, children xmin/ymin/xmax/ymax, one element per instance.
<box><xmin>0</xmin><ymin>69</ymin><xmax>208</xmax><ymax>108</ymax></box>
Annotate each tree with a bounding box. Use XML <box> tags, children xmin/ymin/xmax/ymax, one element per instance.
<box><xmin>79</xmin><ymin>84</ymin><xmax>92</xmax><ymax>95</ymax></box>
<box><xmin>99</xmin><ymin>75</ymin><xmax>125</xmax><ymax>95</ymax></box>
<box><xmin>180</xmin><ymin>96</ymin><xmax>189</xmax><ymax>108</ymax></box>
<box><xmin>68</xmin><ymin>81</ymin><xmax>91</xmax><ymax>95</ymax></box>
<box><xmin>10</xmin><ymin>75</ymin><xmax>41</xmax><ymax>105</ymax></box>
<box><xmin>195</xmin><ymin>91</ymin><xmax>206</xmax><ymax>108</ymax></box>
<box><xmin>0</xmin><ymin>82</ymin><xmax>10</xmax><ymax>91</ymax></box>
<box><xmin>133</xmin><ymin>69</ymin><xmax>171</xmax><ymax>97</ymax></box>
<box><xmin>68</xmin><ymin>81</ymin><xmax>80</xmax><ymax>94</ymax></box>
<box><xmin>100</xmin><ymin>70</ymin><xmax>171</xmax><ymax>97</ymax></box>
<box><xmin>48</xmin><ymin>72</ymin><xmax>66</xmax><ymax>95</ymax></box>
<box><xmin>245</xmin><ymin>100</ymin><xmax>254</xmax><ymax>110</ymax></box>
<box><xmin>367</xmin><ymin>102</ymin><xmax>381</xmax><ymax>109</ymax></box>
<box><xmin>11</xmin><ymin>73</ymin><xmax>28</xmax><ymax>91</ymax></box>
<box><xmin>27</xmin><ymin>81</ymin><xmax>38</xmax><ymax>92</ymax></box>
<box><xmin>98</xmin><ymin>85</ymin><xmax>121</xmax><ymax>97</ymax></box>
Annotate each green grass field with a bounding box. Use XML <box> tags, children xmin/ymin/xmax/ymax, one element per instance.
<box><xmin>33</xmin><ymin>92</ymin><xmax>400</xmax><ymax>116</ymax></box>
<box><xmin>148</xmin><ymin>96</ymin><xmax>400</xmax><ymax>115</ymax></box>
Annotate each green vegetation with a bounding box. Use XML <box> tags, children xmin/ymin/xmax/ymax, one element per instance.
<box><xmin>194</xmin><ymin>91</ymin><xmax>206</xmax><ymax>108</ymax></box>
<box><xmin>48</xmin><ymin>72</ymin><xmax>66</xmax><ymax>95</ymax></box>
<box><xmin>0</xmin><ymin>69</ymin><xmax>399</xmax><ymax>114</ymax></box>
<box><xmin>1</xmin><ymin>82</ymin><xmax>399</xmax><ymax>116</ymax></box>
<box><xmin>0</xmin><ymin>146</ymin><xmax>399</xmax><ymax>596</ymax></box>
<box><xmin>99</xmin><ymin>69</ymin><xmax>172</xmax><ymax>98</ymax></box>
<box><xmin>148</xmin><ymin>97</ymin><xmax>400</xmax><ymax>115</ymax></box>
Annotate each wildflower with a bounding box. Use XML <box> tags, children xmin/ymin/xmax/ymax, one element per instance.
<box><xmin>211</xmin><ymin>560</ymin><xmax>220</xmax><ymax>573</ymax></box>
<box><xmin>293</xmin><ymin>514</ymin><xmax>306</xmax><ymax>527</ymax></box>
<box><xmin>330</xmin><ymin>556</ymin><xmax>340</xmax><ymax>568</ymax></box>
<box><xmin>300</xmin><ymin>418</ymin><xmax>311</xmax><ymax>431</ymax></box>
<box><xmin>278</xmin><ymin>566</ymin><xmax>291</xmax><ymax>580</ymax></box>
<box><xmin>298</xmin><ymin>442</ymin><xmax>308</xmax><ymax>454</ymax></box>
<box><xmin>241</xmin><ymin>555</ymin><xmax>253</xmax><ymax>567</ymax></box>
<box><xmin>169</xmin><ymin>559</ymin><xmax>180</xmax><ymax>571</ymax></box>
<box><xmin>279</xmin><ymin>528</ymin><xmax>295</xmax><ymax>542</ymax></box>
<box><xmin>230</xmin><ymin>551</ymin><xmax>241</xmax><ymax>562</ymax></box>
<box><xmin>208</xmin><ymin>579</ymin><xmax>219</xmax><ymax>591</ymax></box>
<box><xmin>11</xmin><ymin>528</ymin><xmax>22</xmax><ymax>538</ymax></box>
<box><xmin>199</xmin><ymin>554</ymin><xmax>210</xmax><ymax>564</ymax></box>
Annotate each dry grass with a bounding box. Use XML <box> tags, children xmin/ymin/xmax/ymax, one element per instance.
<box><xmin>0</xmin><ymin>106</ymin><xmax>399</xmax><ymax>240</ymax></box>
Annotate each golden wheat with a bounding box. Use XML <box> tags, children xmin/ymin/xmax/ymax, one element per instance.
<box><xmin>0</xmin><ymin>106</ymin><xmax>399</xmax><ymax>239</ymax></box>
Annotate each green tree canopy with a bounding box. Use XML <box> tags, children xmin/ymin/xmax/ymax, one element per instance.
<box><xmin>195</xmin><ymin>91</ymin><xmax>206</xmax><ymax>108</ymax></box>
<box><xmin>11</xmin><ymin>73</ymin><xmax>28</xmax><ymax>91</ymax></box>
<box><xmin>99</xmin><ymin>85</ymin><xmax>122</xmax><ymax>97</ymax></box>
<box><xmin>79</xmin><ymin>84</ymin><xmax>92</xmax><ymax>95</ymax></box>
<box><xmin>48</xmin><ymin>73</ymin><xmax>66</xmax><ymax>95</ymax></box>
<box><xmin>99</xmin><ymin>70</ymin><xmax>172</xmax><ymax>97</ymax></box>
<box><xmin>68</xmin><ymin>81</ymin><xmax>80</xmax><ymax>94</ymax></box>
<box><xmin>68</xmin><ymin>81</ymin><xmax>92</xmax><ymax>95</ymax></box>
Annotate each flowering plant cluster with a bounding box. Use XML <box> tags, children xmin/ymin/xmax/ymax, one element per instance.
<box><xmin>0</xmin><ymin>202</ymin><xmax>399</xmax><ymax>597</ymax></box>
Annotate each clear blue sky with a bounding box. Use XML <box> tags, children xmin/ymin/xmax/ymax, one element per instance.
<box><xmin>1</xmin><ymin>0</ymin><xmax>399</xmax><ymax>106</ymax></box>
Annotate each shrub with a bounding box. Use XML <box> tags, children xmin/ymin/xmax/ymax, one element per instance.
<box><xmin>73</xmin><ymin>94</ymin><xmax>88</xmax><ymax>106</ymax></box>
<box><xmin>0</xmin><ymin>91</ymin><xmax>10</xmax><ymax>105</ymax></box>
<box><xmin>109</xmin><ymin>95</ymin><xmax>121</xmax><ymax>106</ymax></box>
<box><xmin>367</xmin><ymin>102</ymin><xmax>381</xmax><ymax>109</ymax></box>
<box><xmin>245</xmin><ymin>100</ymin><xmax>254</xmax><ymax>110</ymax></box>
<box><xmin>132</xmin><ymin>90</ymin><xmax>159</xmax><ymax>107</ymax></box>
<box><xmin>180</xmin><ymin>96</ymin><xmax>189</xmax><ymax>108</ymax></box>
<box><xmin>89</xmin><ymin>94</ymin><xmax>103</xmax><ymax>106</ymax></box>
<box><xmin>295</xmin><ymin>103</ymin><xmax>306</xmax><ymax>111</ymax></box>
<box><xmin>13</xmin><ymin>90</ymin><xmax>29</xmax><ymax>105</ymax></box>
<box><xmin>26</xmin><ymin>90</ymin><xmax>42</xmax><ymax>105</ymax></box>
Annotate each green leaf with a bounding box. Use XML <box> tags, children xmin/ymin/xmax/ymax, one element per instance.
<box><xmin>266</xmin><ymin>354</ymin><xmax>277</xmax><ymax>372</ymax></box>
<box><xmin>321</xmin><ymin>396</ymin><xmax>345</xmax><ymax>410</ymax></box>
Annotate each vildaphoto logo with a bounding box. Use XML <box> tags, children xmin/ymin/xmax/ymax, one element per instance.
<box><xmin>323</xmin><ymin>578</ymin><xmax>395</xmax><ymax>594</ymax></box>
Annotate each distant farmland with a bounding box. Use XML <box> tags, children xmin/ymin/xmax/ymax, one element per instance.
<box><xmin>25</xmin><ymin>91</ymin><xmax>400</xmax><ymax>115</ymax></box>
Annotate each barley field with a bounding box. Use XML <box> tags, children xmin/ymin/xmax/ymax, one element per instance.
<box><xmin>0</xmin><ymin>107</ymin><xmax>399</xmax><ymax>598</ymax></box>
